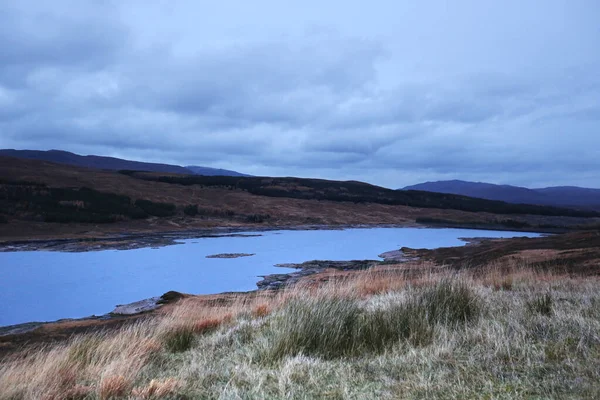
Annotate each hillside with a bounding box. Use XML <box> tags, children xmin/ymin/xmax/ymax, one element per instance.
<box><xmin>534</xmin><ymin>186</ymin><xmax>600</xmax><ymax>208</ymax></box>
<box><xmin>133</xmin><ymin>173</ymin><xmax>599</xmax><ymax>218</ymax></box>
<box><xmin>403</xmin><ymin>180</ymin><xmax>600</xmax><ymax>209</ymax></box>
<box><xmin>0</xmin><ymin>149</ymin><xmax>246</xmax><ymax>177</ymax></box>
<box><xmin>1</xmin><ymin>156</ymin><xmax>599</xmax><ymax>242</ymax></box>
<box><xmin>2</xmin><ymin>265</ymin><xmax>599</xmax><ymax>398</ymax></box>
<box><xmin>185</xmin><ymin>165</ymin><xmax>249</xmax><ymax>177</ymax></box>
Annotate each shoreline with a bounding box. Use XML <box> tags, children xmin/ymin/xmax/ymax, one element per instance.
<box><xmin>0</xmin><ymin>227</ymin><xmax>523</xmax><ymax>334</ymax></box>
<box><xmin>0</xmin><ymin>222</ymin><xmax>557</xmax><ymax>253</ymax></box>
<box><xmin>0</xmin><ymin>224</ymin><xmax>547</xmax><ymax>330</ymax></box>
<box><xmin>2</xmin><ymin>228</ymin><xmax>599</xmax><ymax>355</ymax></box>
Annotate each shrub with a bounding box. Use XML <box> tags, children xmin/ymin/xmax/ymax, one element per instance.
<box><xmin>418</xmin><ymin>279</ymin><xmax>481</xmax><ymax>325</ymax></box>
<box><xmin>496</xmin><ymin>219</ymin><xmax>531</xmax><ymax>229</ymax></box>
<box><xmin>183</xmin><ymin>204</ymin><xmax>198</xmax><ymax>216</ymax></box>
<box><xmin>245</xmin><ymin>214</ymin><xmax>271</xmax><ymax>223</ymax></box>
<box><xmin>134</xmin><ymin>199</ymin><xmax>176</xmax><ymax>217</ymax></box>
<box><xmin>126</xmin><ymin>206</ymin><xmax>149</xmax><ymax>219</ymax></box>
<box><xmin>527</xmin><ymin>292</ymin><xmax>553</xmax><ymax>316</ymax></box>
<box><xmin>117</xmin><ymin>169</ymin><xmax>140</xmax><ymax>176</ymax></box>
<box><xmin>44</xmin><ymin>212</ymin><xmax>118</xmax><ymax>224</ymax></box>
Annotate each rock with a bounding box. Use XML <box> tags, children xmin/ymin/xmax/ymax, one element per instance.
<box><xmin>158</xmin><ymin>291</ymin><xmax>185</xmax><ymax>304</ymax></box>
<box><xmin>257</xmin><ymin>259</ymin><xmax>379</xmax><ymax>290</ymax></box>
<box><xmin>111</xmin><ymin>297</ymin><xmax>161</xmax><ymax>315</ymax></box>
<box><xmin>378</xmin><ymin>249</ymin><xmax>419</xmax><ymax>262</ymax></box>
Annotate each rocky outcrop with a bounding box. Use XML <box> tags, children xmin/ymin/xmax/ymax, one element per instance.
<box><xmin>378</xmin><ymin>248</ymin><xmax>419</xmax><ymax>262</ymax></box>
<box><xmin>257</xmin><ymin>260</ymin><xmax>378</xmax><ymax>290</ymax></box>
<box><xmin>112</xmin><ymin>291</ymin><xmax>186</xmax><ymax>315</ymax></box>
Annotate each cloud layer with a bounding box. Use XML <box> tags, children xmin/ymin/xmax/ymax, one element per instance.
<box><xmin>1</xmin><ymin>0</ymin><xmax>599</xmax><ymax>188</ymax></box>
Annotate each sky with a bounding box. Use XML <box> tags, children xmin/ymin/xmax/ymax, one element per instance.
<box><xmin>0</xmin><ymin>1</ymin><xmax>599</xmax><ymax>189</ymax></box>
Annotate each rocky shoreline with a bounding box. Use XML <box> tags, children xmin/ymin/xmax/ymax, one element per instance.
<box><xmin>256</xmin><ymin>260</ymin><xmax>380</xmax><ymax>290</ymax></box>
<box><xmin>0</xmin><ymin>230</ymin><xmax>263</xmax><ymax>253</ymax></box>
<box><xmin>0</xmin><ymin>224</ymin><xmax>410</xmax><ymax>253</ymax></box>
<box><xmin>0</xmin><ymin>291</ymin><xmax>186</xmax><ymax>336</ymax></box>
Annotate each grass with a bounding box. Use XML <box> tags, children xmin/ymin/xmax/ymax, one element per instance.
<box><xmin>527</xmin><ymin>292</ymin><xmax>554</xmax><ymax>316</ymax></box>
<box><xmin>1</xmin><ymin>267</ymin><xmax>599</xmax><ymax>399</ymax></box>
<box><xmin>418</xmin><ymin>278</ymin><xmax>481</xmax><ymax>325</ymax></box>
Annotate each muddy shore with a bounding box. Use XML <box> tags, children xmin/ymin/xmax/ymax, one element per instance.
<box><xmin>0</xmin><ymin>224</ymin><xmax>412</xmax><ymax>252</ymax></box>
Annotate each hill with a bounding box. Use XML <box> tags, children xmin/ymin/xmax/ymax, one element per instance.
<box><xmin>185</xmin><ymin>165</ymin><xmax>249</xmax><ymax>177</ymax></box>
<box><xmin>403</xmin><ymin>180</ymin><xmax>600</xmax><ymax>209</ymax></box>
<box><xmin>534</xmin><ymin>186</ymin><xmax>600</xmax><ymax>208</ymax></box>
<box><xmin>136</xmin><ymin>173</ymin><xmax>599</xmax><ymax>218</ymax></box>
<box><xmin>0</xmin><ymin>149</ymin><xmax>192</xmax><ymax>174</ymax></box>
<box><xmin>0</xmin><ymin>149</ymin><xmax>247</xmax><ymax>177</ymax></box>
<box><xmin>1</xmin><ymin>156</ymin><xmax>599</xmax><ymax>242</ymax></box>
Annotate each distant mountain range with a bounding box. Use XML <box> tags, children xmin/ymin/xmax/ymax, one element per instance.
<box><xmin>402</xmin><ymin>180</ymin><xmax>600</xmax><ymax>209</ymax></box>
<box><xmin>0</xmin><ymin>149</ymin><xmax>247</xmax><ymax>177</ymax></box>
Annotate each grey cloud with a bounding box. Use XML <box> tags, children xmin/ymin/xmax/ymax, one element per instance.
<box><xmin>0</xmin><ymin>0</ymin><xmax>599</xmax><ymax>188</ymax></box>
<box><xmin>0</xmin><ymin>3</ymin><xmax>128</xmax><ymax>89</ymax></box>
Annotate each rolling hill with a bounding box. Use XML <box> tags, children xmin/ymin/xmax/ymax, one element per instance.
<box><xmin>0</xmin><ymin>149</ymin><xmax>246</xmax><ymax>177</ymax></box>
<box><xmin>1</xmin><ymin>157</ymin><xmax>599</xmax><ymax>243</ymax></box>
<box><xmin>185</xmin><ymin>165</ymin><xmax>249</xmax><ymax>177</ymax></box>
<box><xmin>403</xmin><ymin>180</ymin><xmax>600</xmax><ymax>209</ymax></box>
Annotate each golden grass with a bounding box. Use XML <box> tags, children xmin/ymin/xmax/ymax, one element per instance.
<box><xmin>131</xmin><ymin>378</ymin><xmax>180</xmax><ymax>399</ymax></box>
<box><xmin>1</xmin><ymin>265</ymin><xmax>599</xmax><ymax>399</ymax></box>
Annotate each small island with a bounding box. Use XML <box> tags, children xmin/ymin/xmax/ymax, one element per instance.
<box><xmin>205</xmin><ymin>253</ymin><xmax>255</xmax><ymax>259</ymax></box>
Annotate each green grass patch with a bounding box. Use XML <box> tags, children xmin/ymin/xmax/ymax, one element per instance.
<box><xmin>527</xmin><ymin>292</ymin><xmax>553</xmax><ymax>316</ymax></box>
<box><xmin>161</xmin><ymin>326</ymin><xmax>195</xmax><ymax>353</ymax></box>
<box><xmin>268</xmin><ymin>296</ymin><xmax>362</xmax><ymax>360</ymax></box>
<box><xmin>266</xmin><ymin>291</ymin><xmax>445</xmax><ymax>360</ymax></box>
<box><xmin>418</xmin><ymin>279</ymin><xmax>482</xmax><ymax>325</ymax></box>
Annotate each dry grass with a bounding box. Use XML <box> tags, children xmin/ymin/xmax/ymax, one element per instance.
<box><xmin>1</xmin><ymin>266</ymin><xmax>599</xmax><ymax>399</ymax></box>
<box><xmin>131</xmin><ymin>378</ymin><xmax>180</xmax><ymax>399</ymax></box>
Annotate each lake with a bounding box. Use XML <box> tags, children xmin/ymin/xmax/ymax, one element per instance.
<box><xmin>0</xmin><ymin>227</ymin><xmax>539</xmax><ymax>326</ymax></box>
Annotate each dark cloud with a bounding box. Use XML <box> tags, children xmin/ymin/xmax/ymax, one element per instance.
<box><xmin>0</xmin><ymin>0</ymin><xmax>599</xmax><ymax>188</ymax></box>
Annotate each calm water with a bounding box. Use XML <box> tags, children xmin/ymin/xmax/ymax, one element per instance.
<box><xmin>0</xmin><ymin>228</ymin><xmax>539</xmax><ymax>326</ymax></box>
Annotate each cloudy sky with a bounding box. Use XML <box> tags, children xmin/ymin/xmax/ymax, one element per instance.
<box><xmin>1</xmin><ymin>1</ymin><xmax>599</xmax><ymax>188</ymax></box>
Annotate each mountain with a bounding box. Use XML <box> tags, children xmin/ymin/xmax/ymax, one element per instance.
<box><xmin>0</xmin><ymin>149</ymin><xmax>246</xmax><ymax>177</ymax></box>
<box><xmin>0</xmin><ymin>149</ymin><xmax>192</xmax><ymax>174</ymax></box>
<box><xmin>185</xmin><ymin>165</ymin><xmax>249</xmax><ymax>177</ymax></box>
<box><xmin>533</xmin><ymin>187</ymin><xmax>600</xmax><ymax>208</ymax></box>
<box><xmin>402</xmin><ymin>180</ymin><xmax>600</xmax><ymax>209</ymax></box>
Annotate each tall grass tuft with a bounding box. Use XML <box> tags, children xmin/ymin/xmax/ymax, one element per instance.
<box><xmin>132</xmin><ymin>378</ymin><xmax>180</xmax><ymax>399</ymax></box>
<box><xmin>418</xmin><ymin>278</ymin><xmax>481</xmax><ymax>325</ymax></box>
<box><xmin>98</xmin><ymin>375</ymin><xmax>130</xmax><ymax>399</ymax></box>
<box><xmin>527</xmin><ymin>292</ymin><xmax>553</xmax><ymax>315</ymax></box>
<box><xmin>161</xmin><ymin>325</ymin><xmax>195</xmax><ymax>353</ymax></box>
<box><xmin>267</xmin><ymin>292</ymin><xmax>437</xmax><ymax>360</ymax></box>
<box><xmin>269</xmin><ymin>296</ymin><xmax>362</xmax><ymax>359</ymax></box>
<box><xmin>357</xmin><ymin>301</ymin><xmax>434</xmax><ymax>350</ymax></box>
